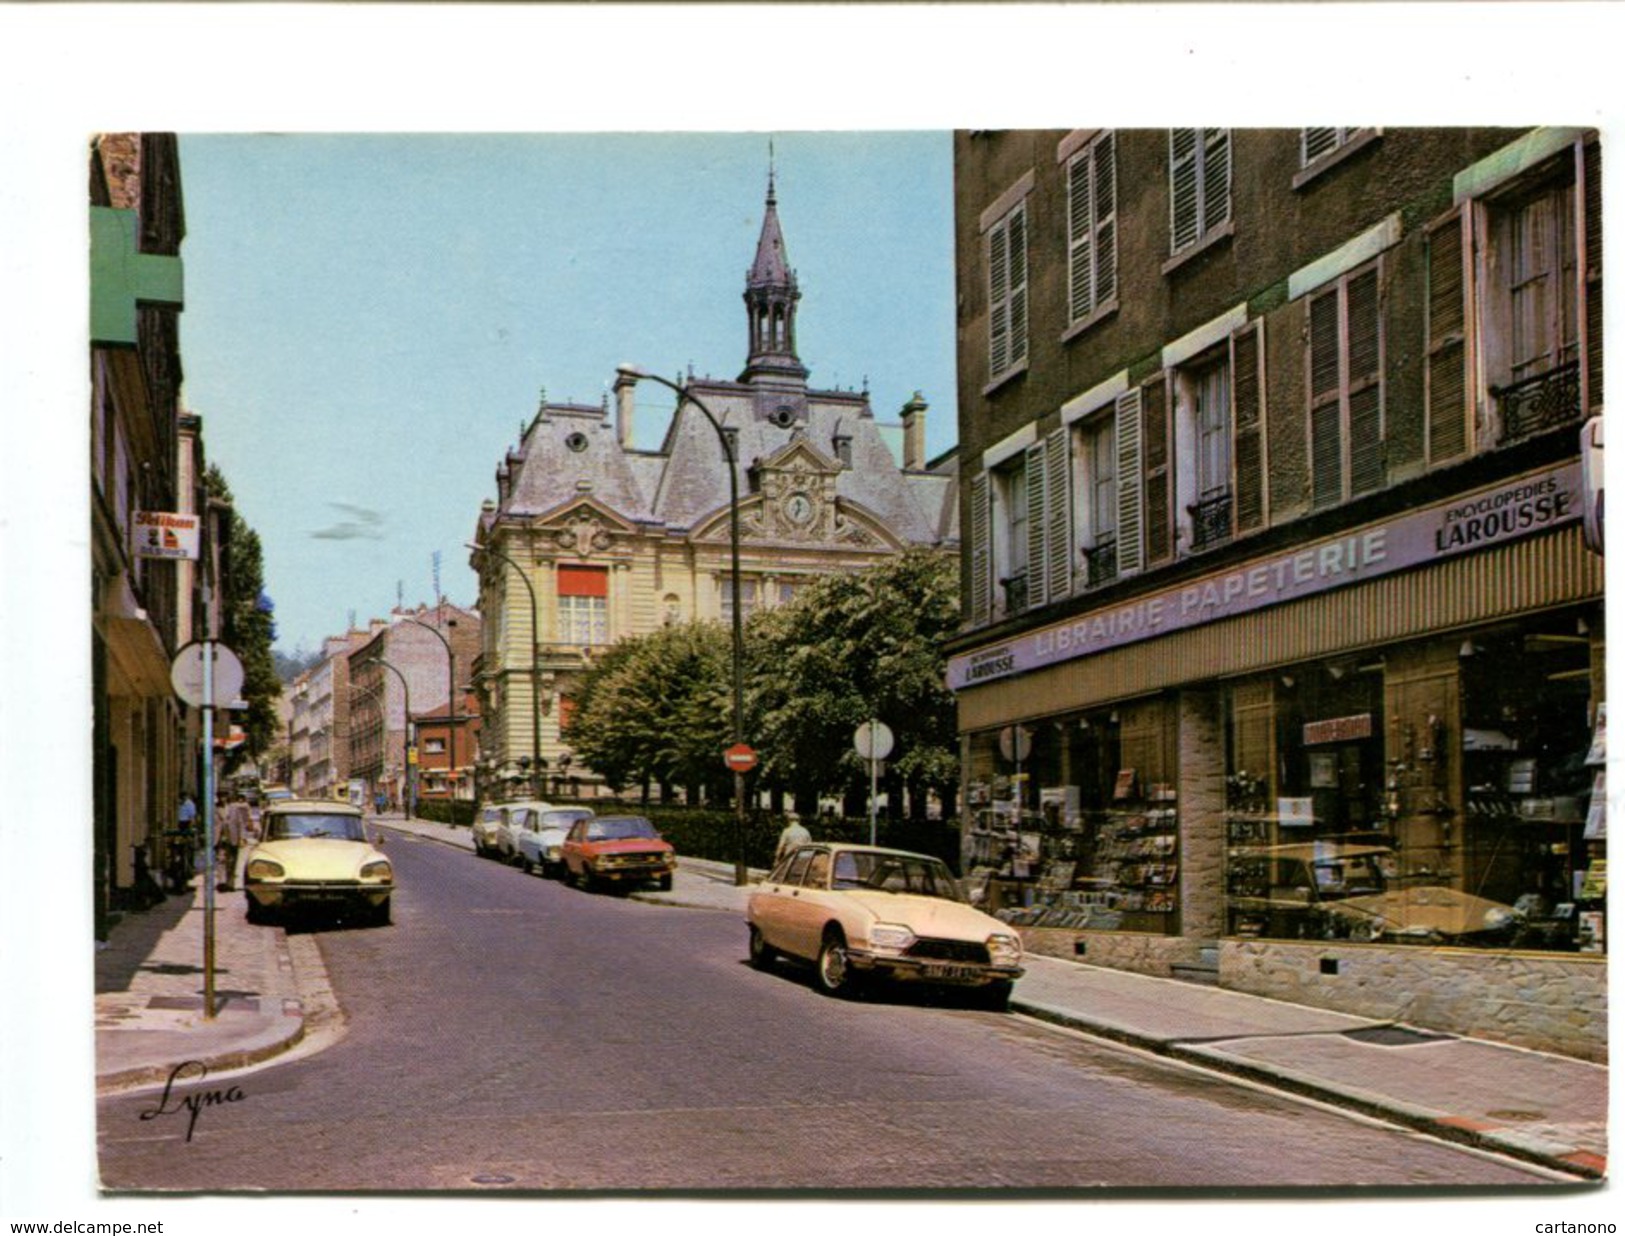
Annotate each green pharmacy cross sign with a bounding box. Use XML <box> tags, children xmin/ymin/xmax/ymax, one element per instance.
<box><xmin>90</xmin><ymin>206</ymin><xmax>184</xmax><ymax>345</ymax></box>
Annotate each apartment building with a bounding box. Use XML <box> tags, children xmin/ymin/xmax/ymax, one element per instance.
<box><xmin>950</xmin><ymin>128</ymin><xmax>1604</xmax><ymax>1058</ymax></box>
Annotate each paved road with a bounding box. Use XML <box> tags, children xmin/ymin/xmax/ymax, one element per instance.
<box><xmin>98</xmin><ymin>828</ymin><xmax>1557</xmax><ymax>1191</ymax></box>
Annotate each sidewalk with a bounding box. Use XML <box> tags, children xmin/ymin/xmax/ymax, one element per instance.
<box><xmin>94</xmin><ymin>811</ymin><xmax>1607</xmax><ymax>1181</ymax></box>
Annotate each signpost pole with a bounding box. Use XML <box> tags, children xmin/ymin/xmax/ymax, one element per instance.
<box><xmin>202</xmin><ymin>638</ymin><xmax>217</xmax><ymax>1021</ymax></box>
<box><xmin>868</xmin><ymin>717</ymin><xmax>879</xmax><ymax>847</ymax></box>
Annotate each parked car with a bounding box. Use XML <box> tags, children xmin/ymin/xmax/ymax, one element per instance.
<box><xmin>492</xmin><ymin>799</ymin><xmax>556</xmax><ymax>862</ymax></box>
<box><xmin>472</xmin><ymin>802</ymin><xmax>511</xmax><ymax>858</ymax></box>
<box><xmin>746</xmin><ymin>843</ymin><xmax>1024</xmax><ymax>1007</ymax></box>
<box><xmin>561</xmin><ymin>815</ymin><xmax>677</xmax><ymax>892</ymax></box>
<box><xmin>513</xmin><ymin>806</ymin><xmax>596</xmax><ymax>876</ymax></box>
<box><xmin>243</xmin><ymin>799</ymin><xmax>393</xmax><ymax>926</ymax></box>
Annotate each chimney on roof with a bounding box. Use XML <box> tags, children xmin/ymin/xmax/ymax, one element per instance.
<box><xmin>613</xmin><ymin>369</ymin><xmax>638</xmax><ymax>449</ymax></box>
<box><xmin>901</xmin><ymin>391</ymin><xmax>928</xmax><ymax>470</ymax></box>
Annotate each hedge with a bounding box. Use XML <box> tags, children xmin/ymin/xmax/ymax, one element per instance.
<box><xmin>414</xmin><ymin>799</ymin><xmax>478</xmax><ymax>827</ymax></box>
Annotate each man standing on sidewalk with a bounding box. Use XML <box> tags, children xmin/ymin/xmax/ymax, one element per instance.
<box><xmin>217</xmin><ymin>795</ymin><xmax>250</xmax><ymax>891</ymax></box>
<box><xmin>774</xmin><ymin>811</ymin><xmax>811</xmax><ymax>864</ymax></box>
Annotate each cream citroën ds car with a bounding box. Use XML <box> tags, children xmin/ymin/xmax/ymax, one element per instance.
<box><xmin>243</xmin><ymin>799</ymin><xmax>394</xmax><ymax>926</ymax></box>
<box><xmin>747</xmin><ymin>843</ymin><xmax>1023</xmax><ymax>1008</ymax></box>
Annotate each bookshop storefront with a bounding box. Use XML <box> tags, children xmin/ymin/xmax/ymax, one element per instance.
<box><xmin>950</xmin><ymin>462</ymin><xmax>1607</xmax><ymax>1059</ymax></box>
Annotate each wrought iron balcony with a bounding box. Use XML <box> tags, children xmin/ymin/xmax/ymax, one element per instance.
<box><xmin>1495</xmin><ymin>361</ymin><xmax>1581</xmax><ymax>445</ymax></box>
<box><xmin>1189</xmin><ymin>489</ymin><xmax>1234</xmax><ymax>552</ymax></box>
<box><xmin>1083</xmin><ymin>538</ymin><xmax>1117</xmax><ymax>589</ymax></box>
<box><xmin>1000</xmin><ymin>571</ymin><xmax>1029</xmax><ymax>615</ymax></box>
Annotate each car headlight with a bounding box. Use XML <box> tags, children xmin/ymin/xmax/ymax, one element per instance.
<box><xmin>245</xmin><ymin>858</ymin><xmax>285</xmax><ymax>881</ymax></box>
<box><xmin>868</xmin><ymin>923</ymin><xmax>916</xmax><ymax>952</ymax></box>
<box><xmin>986</xmin><ymin>932</ymin><xmax>1022</xmax><ymax>965</ymax></box>
<box><xmin>361</xmin><ymin>860</ymin><xmax>393</xmax><ymax>882</ymax></box>
<box><xmin>1483</xmin><ymin>907</ymin><xmax>1516</xmax><ymax>931</ymax></box>
<box><xmin>546</xmin><ymin>845</ymin><xmax>562</xmax><ymax>860</ymax></box>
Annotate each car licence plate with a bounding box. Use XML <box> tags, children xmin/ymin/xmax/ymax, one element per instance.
<box><xmin>923</xmin><ymin>965</ymin><xmax>982</xmax><ymax>981</ymax></box>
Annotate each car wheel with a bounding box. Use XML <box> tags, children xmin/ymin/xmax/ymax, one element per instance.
<box><xmin>372</xmin><ymin>899</ymin><xmax>392</xmax><ymax>927</ymax></box>
<box><xmin>748</xmin><ymin>925</ymin><xmax>776</xmax><ymax>971</ymax></box>
<box><xmin>580</xmin><ymin>867</ymin><xmax>595</xmax><ymax>892</ymax></box>
<box><xmin>245</xmin><ymin>898</ymin><xmax>270</xmax><ymax>925</ymax></box>
<box><xmin>976</xmin><ymin>980</ymin><xmax>1013</xmax><ymax>1012</ymax></box>
<box><xmin>815</xmin><ymin>928</ymin><xmax>860</xmax><ymax>998</ymax></box>
<box><xmin>656</xmin><ymin>873</ymin><xmax>673</xmax><ymax>892</ymax></box>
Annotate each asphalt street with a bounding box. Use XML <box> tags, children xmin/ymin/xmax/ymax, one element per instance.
<box><xmin>97</xmin><ymin>827</ymin><xmax>1560</xmax><ymax>1192</ymax></box>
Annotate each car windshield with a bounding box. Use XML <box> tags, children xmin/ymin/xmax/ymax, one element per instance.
<box><xmin>588</xmin><ymin>817</ymin><xmax>659</xmax><ymax>841</ymax></box>
<box><xmin>265</xmin><ymin>813</ymin><xmax>367</xmax><ymax>842</ymax></box>
<box><xmin>830</xmin><ymin>851</ymin><xmax>964</xmax><ymax>902</ymax></box>
<box><xmin>543</xmin><ymin>810</ymin><xmax>591</xmax><ymax>830</ymax></box>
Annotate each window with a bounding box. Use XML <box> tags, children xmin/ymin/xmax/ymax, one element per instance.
<box><xmin>1485</xmin><ymin>169</ymin><xmax>1581</xmax><ymax>444</ymax></box>
<box><xmin>993</xmin><ymin>455</ymin><xmax>1030</xmax><ymax>613</ymax></box>
<box><xmin>1169</xmin><ymin>129</ymin><xmax>1231</xmax><ymax>255</ymax></box>
<box><xmin>1170</xmin><ymin>323</ymin><xmax>1266</xmax><ymax>550</ymax></box>
<box><xmin>1078</xmin><ymin>415</ymin><xmax>1118</xmax><ymax>587</ymax></box>
<box><xmin>557</xmin><ymin>564</ymin><xmax>609</xmax><ymax>645</ymax></box>
<box><xmin>1307</xmin><ymin>263</ymin><xmax>1384</xmax><ymax>510</ymax></box>
<box><xmin>423</xmin><ymin>738</ymin><xmax>446</xmax><ymax>755</ymax></box>
<box><xmin>987</xmin><ymin>202</ymin><xmax>1029</xmax><ymax>383</ymax></box>
<box><xmin>719</xmin><ymin>576</ymin><xmax>760</xmax><ymax>626</ymax></box>
<box><xmin>1066</xmin><ymin>132</ymin><xmax>1117</xmax><ymax>326</ymax></box>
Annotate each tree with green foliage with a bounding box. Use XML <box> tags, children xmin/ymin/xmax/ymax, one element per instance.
<box><xmin>204</xmin><ymin>466</ymin><xmax>281</xmax><ymax>771</ymax></box>
<box><xmin>566</xmin><ymin>621</ymin><xmax>735</xmax><ymax>802</ymax></box>
<box><xmin>749</xmin><ymin>549</ymin><xmax>960</xmax><ymax>819</ymax></box>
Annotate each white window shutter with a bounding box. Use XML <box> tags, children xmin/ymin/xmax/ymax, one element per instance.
<box><xmin>988</xmin><ymin>222</ymin><xmax>1010</xmax><ymax>378</ymax></box>
<box><xmin>1068</xmin><ymin>155</ymin><xmax>1095</xmax><ymax>321</ymax></box>
<box><xmin>1008</xmin><ymin>207</ymin><xmax>1029</xmax><ymax>369</ymax></box>
<box><xmin>1024</xmin><ymin>441</ymin><xmax>1048</xmax><ymax>609</ymax></box>
<box><xmin>1203</xmin><ymin>129</ymin><xmax>1232</xmax><ymax>234</ymax></box>
<box><xmin>1115</xmin><ymin>389</ymin><xmax>1144</xmax><ymax>575</ymax></box>
<box><xmin>1044</xmin><ymin>428</ymin><xmax>1072</xmax><ymax>601</ymax></box>
<box><xmin>1095</xmin><ymin>132</ymin><xmax>1117</xmax><ymax>305</ymax></box>
<box><xmin>1170</xmin><ymin>129</ymin><xmax>1200</xmax><ymax>252</ymax></box>
<box><xmin>969</xmin><ymin>471</ymin><xmax>992</xmax><ymax>625</ymax></box>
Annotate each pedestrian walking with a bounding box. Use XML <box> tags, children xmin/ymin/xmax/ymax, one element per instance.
<box><xmin>774</xmin><ymin>811</ymin><xmax>812</xmax><ymax>864</ymax></box>
<box><xmin>375</xmin><ymin>789</ymin><xmax>387</xmax><ymax>816</ymax></box>
<box><xmin>217</xmin><ymin>796</ymin><xmax>251</xmax><ymax>891</ymax></box>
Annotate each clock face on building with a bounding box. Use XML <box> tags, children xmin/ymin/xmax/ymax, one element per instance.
<box><xmin>783</xmin><ymin>492</ymin><xmax>815</xmax><ymax>526</ymax></box>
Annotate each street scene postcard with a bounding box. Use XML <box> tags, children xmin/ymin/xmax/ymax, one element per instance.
<box><xmin>5</xmin><ymin>10</ymin><xmax>1620</xmax><ymax>1233</ymax></box>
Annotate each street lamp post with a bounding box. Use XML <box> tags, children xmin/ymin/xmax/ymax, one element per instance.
<box><xmin>400</xmin><ymin>615</ymin><xmax>459</xmax><ymax>809</ymax></box>
<box><xmin>465</xmin><ymin>540</ymin><xmax>543</xmax><ymax>802</ymax></box>
<box><xmin>370</xmin><ymin>656</ymin><xmax>416</xmax><ymax>820</ymax></box>
<box><xmin>617</xmin><ymin>365</ymin><xmax>749</xmax><ymax>886</ymax></box>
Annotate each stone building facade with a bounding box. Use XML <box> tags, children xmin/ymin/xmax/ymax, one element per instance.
<box><xmin>950</xmin><ymin>128</ymin><xmax>1605</xmax><ymax>1058</ymax></box>
<box><xmin>469</xmin><ymin>175</ymin><xmax>957</xmax><ymax>797</ymax></box>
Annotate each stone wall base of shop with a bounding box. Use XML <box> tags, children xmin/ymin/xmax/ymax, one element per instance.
<box><xmin>1222</xmin><ymin>939</ymin><xmax>1607</xmax><ymax>1063</ymax></box>
<box><xmin>1022</xmin><ymin>927</ymin><xmax>1207</xmax><ymax>975</ymax></box>
<box><xmin>1019</xmin><ymin>929</ymin><xmax>1607</xmax><ymax>1062</ymax></box>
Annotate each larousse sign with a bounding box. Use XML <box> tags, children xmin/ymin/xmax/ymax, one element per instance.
<box><xmin>948</xmin><ymin>463</ymin><xmax>1581</xmax><ymax>692</ymax></box>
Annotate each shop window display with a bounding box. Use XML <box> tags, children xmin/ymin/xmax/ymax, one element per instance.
<box><xmin>1223</xmin><ymin>611</ymin><xmax>1605</xmax><ymax>952</ymax></box>
<box><xmin>965</xmin><ymin>700</ymin><xmax>1180</xmax><ymax>935</ymax></box>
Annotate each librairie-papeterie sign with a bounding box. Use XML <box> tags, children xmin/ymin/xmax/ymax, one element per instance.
<box><xmin>948</xmin><ymin>462</ymin><xmax>1580</xmax><ymax>692</ymax></box>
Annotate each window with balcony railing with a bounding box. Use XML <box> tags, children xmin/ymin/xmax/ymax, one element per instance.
<box><xmin>1188</xmin><ymin>489</ymin><xmax>1234</xmax><ymax>552</ymax></box>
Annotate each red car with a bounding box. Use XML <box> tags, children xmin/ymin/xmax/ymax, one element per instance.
<box><xmin>561</xmin><ymin>815</ymin><xmax>677</xmax><ymax>892</ymax></box>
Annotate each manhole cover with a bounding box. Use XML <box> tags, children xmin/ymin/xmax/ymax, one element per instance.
<box><xmin>1342</xmin><ymin>1025</ymin><xmax>1456</xmax><ymax>1047</ymax></box>
<box><xmin>1486</xmin><ymin>1109</ymin><xmax>1547</xmax><ymax>1122</ymax></box>
<box><xmin>470</xmin><ymin>1173</ymin><xmax>516</xmax><ymax>1185</ymax></box>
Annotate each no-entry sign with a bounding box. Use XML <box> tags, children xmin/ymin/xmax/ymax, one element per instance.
<box><xmin>723</xmin><ymin>743</ymin><xmax>758</xmax><ymax>773</ymax></box>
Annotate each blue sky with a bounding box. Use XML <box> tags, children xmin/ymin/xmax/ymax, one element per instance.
<box><xmin>178</xmin><ymin>132</ymin><xmax>957</xmax><ymax>655</ymax></box>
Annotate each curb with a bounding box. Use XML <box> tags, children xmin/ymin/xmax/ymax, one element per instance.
<box><xmin>1010</xmin><ymin>998</ymin><xmax>1604</xmax><ymax>1182</ymax></box>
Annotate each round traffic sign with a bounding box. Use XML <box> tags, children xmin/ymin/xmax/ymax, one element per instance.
<box><xmin>170</xmin><ymin>641</ymin><xmax>246</xmax><ymax>709</ymax></box>
<box><xmin>723</xmin><ymin>742</ymin><xmax>759</xmax><ymax>772</ymax></box>
<box><xmin>854</xmin><ymin>720</ymin><xmax>894</xmax><ymax>761</ymax></box>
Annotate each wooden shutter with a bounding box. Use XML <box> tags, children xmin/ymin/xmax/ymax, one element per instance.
<box><xmin>1043</xmin><ymin>428</ymin><xmax>1073</xmax><ymax>602</ymax></box>
<box><xmin>1231</xmin><ymin>321</ymin><xmax>1266</xmax><ymax>533</ymax></box>
<box><xmin>1170</xmin><ymin>130</ymin><xmax>1200</xmax><ymax>252</ymax></box>
<box><xmin>1095</xmin><ymin>133</ymin><xmax>1117</xmax><ymax>305</ymax></box>
<box><xmin>1302</xmin><ymin>128</ymin><xmax>1341</xmax><ymax>165</ymax></box>
<box><xmin>1583</xmin><ymin>138</ymin><xmax>1603</xmax><ymax>413</ymax></box>
<box><xmin>1346</xmin><ymin>266</ymin><xmax>1385</xmax><ymax>497</ymax></box>
<box><xmin>1115</xmin><ymin>389</ymin><xmax>1144</xmax><ymax>576</ymax></box>
<box><xmin>1426</xmin><ymin>210</ymin><xmax>1470</xmax><ymax>462</ymax></box>
<box><xmin>1008</xmin><ymin>206</ymin><xmax>1029</xmax><ymax>370</ymax></box>
<box><xmin>1308</xmin><ymin>288</ymin><xmax>1343</xmax><ymax>509</ymax></box>
<box><xmin>1202</xmin><ymin>129</ymin><xmax>1232</xmax><ymax>234</ymax></box>
<box><xmin>1141</xmin><ymin>375</ymin><xmax>1172</xmax><ymax>565</ymax></box>
<box><xmin>1024</xmin><ymin>441</ymin><xmax>1048</xmax><ymax>609</ymax></box>
<box><xmin>1068</xmin><ymin>152</ymin><xmax>1095</xmax><ymax>321</ymax></box>
<box><xmin>969</xmin><ymin>471</ymin><xmax>991</xmax><ymax>625</ymax></box>
<box><xmin>988</xmin><ymin>223</ymin><xmax>1011</xmax><ymax>378</ymax></box>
